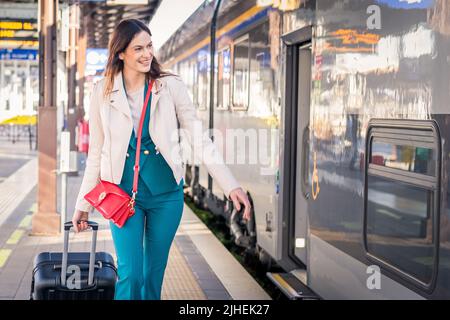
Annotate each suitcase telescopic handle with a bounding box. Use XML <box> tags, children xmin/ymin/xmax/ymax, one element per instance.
<box><xmin>61</xmin><ymin>221</ymin><xmax>98</xmax><ymax>287</ymax></box>
<box><xmin>64</xmin><ymin>221</ymin><xmax>99</xmax><ymax>231</ymax></box>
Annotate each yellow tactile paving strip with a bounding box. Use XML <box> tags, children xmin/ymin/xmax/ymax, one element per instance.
<box><xmin>0</xmin><ymin>219</ymin><xmax>207</xmax><ymax>300</ymax></box>
<box><xmin>60</xmin><ymin>226</ymin><xmax>207</xmax><ymax>300</ymax></box>
<box><xmin>162</xmin><ymin>243</ymin><xmax>207</xmax><ymax>300</ymax></box>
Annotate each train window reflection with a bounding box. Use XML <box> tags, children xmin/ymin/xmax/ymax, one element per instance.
<box><xmin>216</xmin><ymin>47</ymin><xmax>231</xmax><ymax>110</ymax></box>
<box><xmin>366</xmin><ymin>175</ymin><xmax>434</xmax><ymax>284</ymax></box>
<box><xmin>365</xmin><ymin>121</ymin><xmax>441</xmax><ymax>289</ymax></box>
<box><xmin>179</xmin><ymin>58</ymin><xmax>197</xmax><ymax>105</ymax></box>
<box><xmin>232</xmin><ymin>35</ymin><xmax>250</xmax><ymax>110</ymax></box>
<box><xmin>371</xmin><ymin>140</ymin><xmax>436</xmax><ymax>176</ymax></box>
<box><xmin>197</xmin><ymin>55</ymin><xmax>209</xmax><ymax>110</ymax></box>
<box><xmin>249</xmin><ymin>21</ymin><xmax>273</xmax><ymax>116</ymax></box>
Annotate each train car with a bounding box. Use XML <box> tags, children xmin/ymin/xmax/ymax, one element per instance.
<box><xmin>158</xmin><ymin>0</ymin><xmax>450</xmax><ymax>299</ymax></box>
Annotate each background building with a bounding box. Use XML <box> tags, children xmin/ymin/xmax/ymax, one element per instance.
<box><xmin>0</xmin><ymin>2</ymin><xmax>39</xmax><ymax>123</ymax></box>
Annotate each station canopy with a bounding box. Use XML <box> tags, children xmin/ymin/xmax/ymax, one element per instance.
<box><xmin>1</xmin><ymin>0</ymin><xmax>162</xmax><ymax>49</ymax></box>
<box><xmin>81</xmin><ymin>0</ymin><xmax>162</xmax><ymax>48</ymax></box>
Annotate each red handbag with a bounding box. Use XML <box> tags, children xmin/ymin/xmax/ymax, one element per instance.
<box><xmin>84</xmin><ymin>79</ymin><xmax>154</xmax><ymax>228</ymax></box>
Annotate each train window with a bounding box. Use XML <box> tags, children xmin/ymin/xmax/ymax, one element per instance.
<box><xmin>364</xmin><ymin>120</ymin><xmax>441</xmax><ymax>290</ymax></box>
<box><xmin>249</xmin><ymin>22</ymin><xmax>273</xmax><ymax>116</ymax></box>
<box><xmin>179</xmin><ymin>60</ymin><xmax>193</xmax><ymax>102</ymax></box>
<box><xmin>366</xmin><ymin>175</ymin><xmax>433</xmax><ymax>283</ymax></box>
<box><xmin>197</xmin><ymin>54</ymin><xmax>209</xmax><ymax>110</ymax></box>
<box><xmin>232</xmin><ymin>34</ymin><xmax>250</xmax><ymax>110</ymax></box>
<box><xmin>190</xmin><ymin>58</ymin><xmax>199</xmax><ymax>108</ymax></box>
<box><xmin>371</xmin><ymin>140</ymin><xmax>436</xmax><ymax>176</ymax></box>
<box><xmin>216</xmin><ymin>47</ymin><xmax>231</xmax><ymax>110</ymax></box>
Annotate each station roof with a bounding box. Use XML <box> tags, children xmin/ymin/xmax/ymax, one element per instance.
<box><xmin>81</xmin><ymin>0</ymin><xmax>162</xmax><ymax>48</ymax></box>
<box><xmin>1</xmin><ymin>0</ymin><xmax>162</xmax><ymax>49</ymax></box>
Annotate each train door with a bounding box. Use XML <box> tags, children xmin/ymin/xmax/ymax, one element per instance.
<box><xmin>267</xmin><ymin>28</ymin><xmax>316</xmax><ymax>299</ymax></box>
<box><xmin>279</xmin><ymin>26</ymin><xmax>313</xmax><ymax>270</ymax></box>
<box><xmin>278</xmin><ymin>26</ymin><xmax>313</xmax><ymax>271</ymax></box>
<box><xmin>293</xmin><ymin>42</ymin><xmax>312</xmax><ymax>265</ymax></box>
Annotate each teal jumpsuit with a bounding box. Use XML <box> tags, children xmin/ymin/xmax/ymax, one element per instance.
<box><xmin>109</xmin><ymin>81</ymin><xmax>184</xmax><ymax>300</ymax></box>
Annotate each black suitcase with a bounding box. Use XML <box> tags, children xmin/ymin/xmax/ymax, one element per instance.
<box><xmin>31</xmin><ymin>221</ymin><xmax>117</xmax><ymax>300</ymax></box>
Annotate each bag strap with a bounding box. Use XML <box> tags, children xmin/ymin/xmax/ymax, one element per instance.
<box><xmin>131</xmin><ymin>79</ymin><xmax>154</xmax><ymax>199</ymax></box>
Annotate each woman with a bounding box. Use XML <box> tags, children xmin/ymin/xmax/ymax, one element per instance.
<box><xmin>72</xmin><ymin>19</ymin><xmax>251</xmax><ymax>300</ymax></box>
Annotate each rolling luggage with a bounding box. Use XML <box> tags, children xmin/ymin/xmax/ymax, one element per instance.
<box><xmin>30</xmin><ymin>221</ymin><xmax>117</xmax><ymax>300</ymax></box>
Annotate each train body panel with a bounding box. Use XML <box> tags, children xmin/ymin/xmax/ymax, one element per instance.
<box><xmin>160</xmin><ymin>0</ymin><xmax>450</xmax><ymax>299</ymax></box>
<box><xmin>305</xmin><ymin>0</ymin><xmax>450</xmax><ymax>299</ymax></box>
<box><xmin>309</xmin><ymin>234</ymin><xmax>424</xmax><ymax>299</ymax></box>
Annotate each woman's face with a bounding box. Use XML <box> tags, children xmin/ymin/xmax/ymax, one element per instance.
<box><xmin>119</xmin><ymin>30</ymin><xmax>153</xmax><ymax>74</ymax></box>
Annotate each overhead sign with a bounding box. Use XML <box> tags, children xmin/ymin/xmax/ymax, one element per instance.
<box><xmin>0</xmin><ymin>20</ymin><xmax>36</xmax><ymax>30</ymax></box>
<box><xmin>79</xmin><ymin>0</ymin><xmax>149</xmax><ymax>4</ymax></box>
<box><xmin>107</xmin><ymin>0</ymin><xmax>149</xmax><ymax>5</ymax></box>
<box><xmin>86</xmin><ymin>48</ymin><xmax>108</xmax><ymax>72</ymax></box>
<box><xmin>0</xmin><ymin>49</ymin><xmax>38</xmax><ymax>60</ymax></box>
<box><xmin>0</xmin><ymin>19</ymin><xmax>38</xmax><ymax>47</ymax></box>
<box><xmin>0</xmin><ymin>40</ymin><xmax>38</xmax><ymax>48</ymax></box>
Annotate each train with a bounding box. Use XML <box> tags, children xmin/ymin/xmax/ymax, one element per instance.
<box><xmin>158</xmin><ymin>0</ymin><xmax>450</xmax><ymax>299</ymax></box>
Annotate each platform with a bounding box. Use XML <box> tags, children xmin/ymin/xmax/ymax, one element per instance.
<box><xmin>0</xmin><ymin>150</ymin><xmax>270</xmax><ymax>300</ymax></box>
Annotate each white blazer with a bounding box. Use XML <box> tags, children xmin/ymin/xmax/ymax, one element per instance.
<box><xmin>75</xmin><ymin>72</ymin><xmax>240</xmax><ymax>212</ymax></box>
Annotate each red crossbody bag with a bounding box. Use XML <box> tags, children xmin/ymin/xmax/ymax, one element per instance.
<box><xmin>84</xmin><ymin>80</ymin><xmax>154</xmax><ymax>228</ymax></box>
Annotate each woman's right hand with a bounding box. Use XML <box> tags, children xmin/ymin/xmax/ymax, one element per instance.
<box><xmin>72</xmin><ymin>210</ymin><xmax>89</xmax><ymax>233</ymax></box>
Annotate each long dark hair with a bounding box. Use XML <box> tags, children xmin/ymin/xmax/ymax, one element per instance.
<box><xmin>103</xmin><ymin>18</ymin><xmax>170</xmax><ymax>98</ymax></box>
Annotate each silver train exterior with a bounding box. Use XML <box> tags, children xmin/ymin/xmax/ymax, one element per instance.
<box><xmin>158</xmin><ymin>0</ymin><xmax>450</xmax><ymax>299</ymax></box>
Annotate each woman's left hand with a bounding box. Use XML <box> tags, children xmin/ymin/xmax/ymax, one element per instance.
<box><xmin>229</xmin><ymin>187</ymin><xmax>252</xmax><ymax>221</ymax></box>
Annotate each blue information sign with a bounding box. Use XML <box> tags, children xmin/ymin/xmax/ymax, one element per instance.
<box><xmin>0</xmin><ymin>49</ymin><xmax>37</xmax><ymax>60</ymax></box>
<box><xmin>86</xmin><ymin>48</ymin><xmax>108</xmax><ymax>72</ymax></box>
<box><xmin>376</xmin><ymin>0</ymin><xmax>434</xmax><ymax>9</ymax></box>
